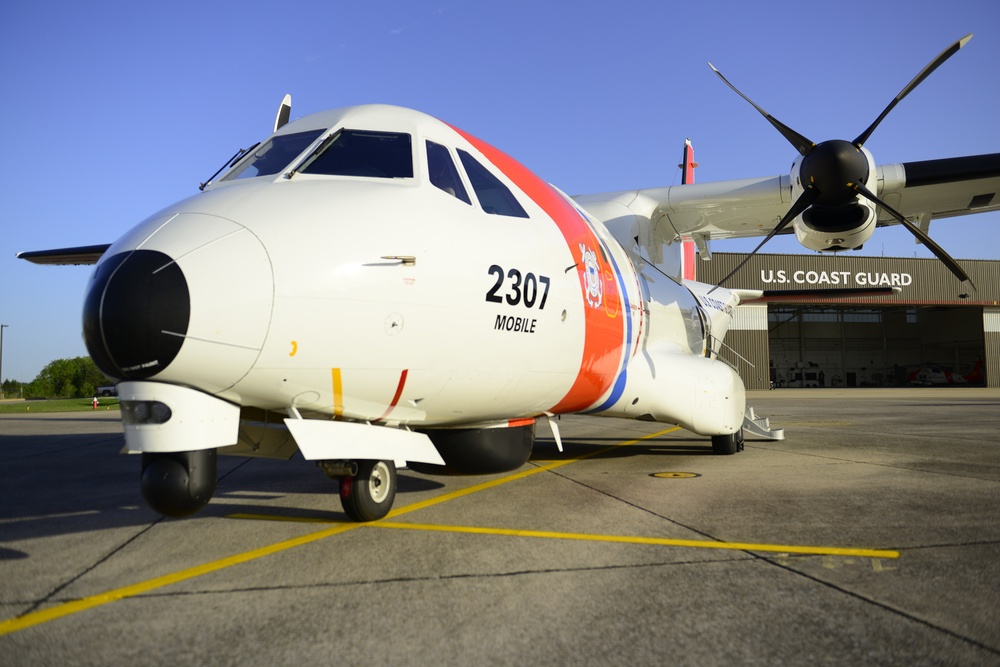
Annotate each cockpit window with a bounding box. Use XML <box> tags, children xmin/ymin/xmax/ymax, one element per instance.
<box><xmin>223</xmin><ymin>129</ymin><xmax>325</xmax><ymax>181</ymax></box>
<box><xmin>300</xmin><ymin>130</ymin><xmax>413</xmax><ymax>178</ymax></box>
<box><xmin>457</xmin><ymin>150</ymin><xmax>529</xmax><ymax>218</ymax></box>
<box><xmin>427</xmin><ymin>140</ymin><xmax>471</xmax><ymax>204</ymax></box>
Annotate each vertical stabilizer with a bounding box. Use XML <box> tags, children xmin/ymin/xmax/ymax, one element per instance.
<box><xmin>679</xmin><ymin>139</ymin><xmax>699</xmax><ymax>281</ymax></box>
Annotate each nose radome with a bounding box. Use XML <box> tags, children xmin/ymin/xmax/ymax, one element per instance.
<box><xmin>84</xmin><ymin>213</ymin><xmax>274</xmax><ymax>392</ymax></box>
<box><xmin>83</xmin><ymin>250</ymin><xmax>190</xmax><ymax>380</ymax></box>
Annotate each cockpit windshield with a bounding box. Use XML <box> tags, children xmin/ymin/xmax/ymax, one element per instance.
<box><xmin>222</xmin><ymin>129</ymin><xmax>325</xmax><ymax>181</ymax></box>
<box><xmin>298</xmin><ymin>130</ymin><xmax>413</xmax><ymax>178</ymax></box>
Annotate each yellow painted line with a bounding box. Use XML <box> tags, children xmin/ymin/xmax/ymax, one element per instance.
<box><xmin>368</xmin><ymin>522</ymin><xmax>900</xmax><ymax>559</ymax></box>
<box><xmin>0</xmin><ymin>522</ymin><xmax>358</xmax><ymax>636</ymax></box>
<box><xmin>0</xmin><ymin>425</ymin><xmax>676</xmax><ymax>636</ymax></box>
<box><xmin>382</xmin><ymin>426</ymin><xmax>682</xmax><ymax>519</ymax></box>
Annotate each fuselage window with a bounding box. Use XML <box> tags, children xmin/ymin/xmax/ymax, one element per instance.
<box><xmin>426</xmin><ymin>141</ymin><xmax>471</xmax><ymax>204</ymax></box>
<box><xmin>223</xmin><ymin>129</ymin><xmax>325</xmax><ymax>181</ymax></box>
<box><xmin>301</xmin><ymin>130</ymin><xmax>413</xmax><ymax>178</ymax></box>
<box><xmin>457</xmin><ymin>150</ymin><xmax>529</xmax><ymax>218</ymax></box>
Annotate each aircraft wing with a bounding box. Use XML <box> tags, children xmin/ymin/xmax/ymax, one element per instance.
<box><xmin>577</xmin><ymin>152</ymin><xmax>1000</xmax><ymax>252</ymax></box>
<box><xmin>16</xmin><ymin>244</ymin><xmax>111</xmax><ymax>265</ymax></box>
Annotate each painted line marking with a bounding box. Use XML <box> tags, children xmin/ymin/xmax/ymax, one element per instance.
<box><xmin>367</xmin><ymin>522</ymin><xmax>900</xmax><ymax>559</ymax></box>
<box><xmin>0</xmin><ymin>522</ymin><xmax>358</xmax><ymax>636</ymax></box>
<box><xmin>0</xmin><ymin>424</ymin><xmax>902</xmax><ymax>636</ymax></box>
<box><xmin>0</xmin><ymin>426</ymin><xmax>676</xmax><ymax>637</ymax></box>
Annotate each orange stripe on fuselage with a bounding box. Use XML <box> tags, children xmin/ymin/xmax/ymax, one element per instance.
<box><xmin>450</xmin><ymin>127</ymin><xmax>625</xmax><ymax>414</ymax></box>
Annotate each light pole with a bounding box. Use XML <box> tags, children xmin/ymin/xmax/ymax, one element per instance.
<box><xmin>0</xmin><ymin>324</ymin><xmax>7</xmax><ymax>398</ymax></box>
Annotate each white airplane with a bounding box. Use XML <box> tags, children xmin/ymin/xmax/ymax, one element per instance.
<box><xmin>19</xmin><ymin>35</ymin><xmax>1000</xmax><ymax>521</ymax></box>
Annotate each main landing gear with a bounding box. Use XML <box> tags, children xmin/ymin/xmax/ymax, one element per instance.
<box><xmin>334</xmin><ymin>459</ymin><xmax>397</xmax><ymax>522</ymax></box>
<box><xmin>711</xmin><ymin>428</ymin><xmax>744</xmax><ymax>455</ymax></box>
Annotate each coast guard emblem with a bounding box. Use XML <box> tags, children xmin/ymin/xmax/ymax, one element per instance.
<box><xmin>579</xmin><ymin>243</ymin><xmax>603</xmax><ymax>309</ymax></box>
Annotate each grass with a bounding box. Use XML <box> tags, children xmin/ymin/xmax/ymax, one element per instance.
<box><xmin>0</xmin><ymin>398</ymin><xmax>121</xmax><ymax>413</ymax></box>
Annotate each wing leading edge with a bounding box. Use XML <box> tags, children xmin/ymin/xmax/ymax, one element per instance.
<box><xmin>575</xmin><ymin>152</ymin><xmax>1000</xmax><ymax>256</ymax></box>
<box><xmin>16</xmin><ymin>244</ymin><xmax>111</xmax><ymax>265</ymax></box>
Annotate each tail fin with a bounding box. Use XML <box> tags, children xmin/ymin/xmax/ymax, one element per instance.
<box><xmin>679</xmin><ymin>139</ymin><xmax>698</xmax><ymax>281</ymax></box>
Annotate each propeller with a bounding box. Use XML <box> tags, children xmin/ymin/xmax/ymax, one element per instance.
<box><xmin>710</xmin><ymin>34</ymin><xmax>975</xmax><ymax>292</ymax></box>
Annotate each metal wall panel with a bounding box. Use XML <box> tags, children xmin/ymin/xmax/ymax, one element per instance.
<box><xmin>986</xmin><ymin>307</ymin><xmax>1000</xmax><ymax>333</ymax></box>
<box><xmin>717</xmin><ymin>329</ymin><xmax>770</xmax><ymax>390</ymax></box>
<box><xmin>731</xmin><ymin>304</ymin><xmax>768</xmax><ymax>330</ymax></box>
<box><xmin>986</xmin><ymin>333</ymin><xmax>1000</xmax><ymax>388</ymax></box>
<box><xmin>986</xmin><ymin>307</ymin><xmax>1000</xmax><ymax>388</ymax></box>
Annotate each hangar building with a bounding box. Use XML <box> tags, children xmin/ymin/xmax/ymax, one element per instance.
<box><xmin>696</xmin><ymin>253</ymin><xmax>1000</xmax><ymax>390</ymax></box>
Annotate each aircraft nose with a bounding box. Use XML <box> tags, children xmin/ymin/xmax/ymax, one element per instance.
<box><xmin>84</xmin><ymin>249</ymin><xmax>190</xmax><ymax>380</ymax></box>
<box><xmin>82</xmin><ymin>212</ymin><xmax>274</xmax><ymax>391</ymax></box>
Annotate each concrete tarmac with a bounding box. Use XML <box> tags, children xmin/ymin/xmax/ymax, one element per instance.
<box><xmin>1</xmin><ymin>389</ymin><xmax>999</xmax><ymax>665</ymax></box>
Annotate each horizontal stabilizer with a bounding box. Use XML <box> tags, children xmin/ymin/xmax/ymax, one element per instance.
<box><xmin>17</xmin><ymin>244</ymin><xmax>111</xmax><ymax>265</ymax></box>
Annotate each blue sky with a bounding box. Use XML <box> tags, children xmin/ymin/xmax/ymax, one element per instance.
<box><xmin>2</xmin><ymin>0</ymin><xmax>998</xmax><ymax>382</ymax></box>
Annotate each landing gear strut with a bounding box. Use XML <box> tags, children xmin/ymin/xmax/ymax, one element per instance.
<box><xmin>711</xmin><ymin>428</ymin><xmax>744</xmax><ymax>455</ymax></box>
<box><xmin>339</xmin><ymin>459</ymin><xmax>397</xmax><ymax>521</ymax></box>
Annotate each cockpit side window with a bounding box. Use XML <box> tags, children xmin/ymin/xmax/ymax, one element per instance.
<box><xmin>457</xmin><ymin>150</ymin><xmax>529</xmax><ymax>218</ymax></box>
<box><xmin>300</xmin><ymin>130</ymin><xmax>413</xmax><ymax>178</ymax></box>
<box><xmin>223</xmin><ymin>129</ymin><xmax>325</xmax><ymax>181</ymax></box>
<box><xmin>426</xmin><ymin>140</ymin><xmax>471</xmax><ymax>204</ymax></box>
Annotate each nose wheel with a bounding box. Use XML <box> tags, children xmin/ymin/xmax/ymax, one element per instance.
<box><xmin>340</xmin><ymin>460</ymin><xmax>397</xmax><ymax>521</ymax></box>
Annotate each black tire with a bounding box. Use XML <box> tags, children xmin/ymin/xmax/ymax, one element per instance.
<box><xmin>711</xmin><ymin>429</ymin><xmax>744</xmax><ymax>455</ymax></box>
<box><xmin>340</xmin><ymin>460</ymin><xmax>396</xmax><ymax>521</ymax></box>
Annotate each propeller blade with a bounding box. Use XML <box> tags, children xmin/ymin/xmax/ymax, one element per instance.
<box><xmin>852</xmin><ymin>182</ymin><xmax>975</xmax><ymax>290</ymax></box>
<box><xmin>710</xmin><ymin>186</ymin><xmax>821</xmax><ymax>292</ymax></box>
<box><xmin>853</xmin><ymin>34</ymin><xmax>972</xmax><ymax>148</ymax></box>
<box><xmin>708</xmin><ymin>63</ymin><xmax>815</xmax><ymax>156</ymax></box>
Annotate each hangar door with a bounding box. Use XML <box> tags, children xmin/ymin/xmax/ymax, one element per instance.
<box><xmin>768</xmin><ymin>306</ymin><xmax>985</xmax><ymax>388</ymax></box>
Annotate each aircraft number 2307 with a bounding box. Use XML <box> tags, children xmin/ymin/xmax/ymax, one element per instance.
<box><xmin>485</xmin><ymin>265</ymin><xmax>551</xmax><ymax>309</ymax></box>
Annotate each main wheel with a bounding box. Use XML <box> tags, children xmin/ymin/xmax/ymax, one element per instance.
<box><xmin>711</xmin><ymin>429</ymin><xmax>744</xmax><ymax>455</ymax></box>
<box><xmin>340</xmin><ymin>460</ymin><xmax>397</xmax><ymax>521</ymax></box>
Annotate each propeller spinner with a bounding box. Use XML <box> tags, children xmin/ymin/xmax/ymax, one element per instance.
<box><xmin>711</xmin><ymin>34</ymin><xmax>976</xmax><ymax>292</ymax></box>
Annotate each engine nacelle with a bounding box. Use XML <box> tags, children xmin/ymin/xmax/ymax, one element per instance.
<box><xmin>790</xmin><ymin>144</ymin><xmax>878</xmax><ymax>252</ymax></box>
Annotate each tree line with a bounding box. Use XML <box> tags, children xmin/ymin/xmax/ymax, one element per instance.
<box><xmin>1</xmin><ymin>357</ymin><xmax>111</xmax><ymax>399</ymax></box>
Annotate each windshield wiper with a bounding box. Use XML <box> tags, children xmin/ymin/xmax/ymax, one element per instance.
<box><xmin>283</xmin><ymin>130</ymin><xmax>342</xmax><ymax>179</ymax></box>
<box><xmin>199</xmin><ymin>142</ymin><xmax>261</xmax><ymax>191</ymax></box>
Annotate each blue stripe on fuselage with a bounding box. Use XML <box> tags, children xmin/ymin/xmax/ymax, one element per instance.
<box><xmin>587</xmin><ymin>247</ymin><xmax>632</xmax><ymax>414</ymax></box>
